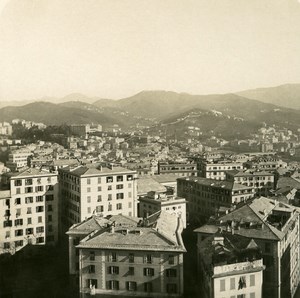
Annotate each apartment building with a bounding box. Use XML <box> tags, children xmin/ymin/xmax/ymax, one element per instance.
<box><xmin>0</xmin><ymin>168</ymin><xmax>59</xmax><ymax>254</ymax></box>
<box><xmin>194</xmin><ymin>197</ymin><xmax>300</xmax><ymax>298</ymax></box>
<box><xmin>67</xmin><ymin>211</ymin><xmax>186</xmax><ymax>298</ymax></box>
<box><xmin>226</xmin><ymin>170</ymin><xmax>275</xmax><ymax>196</ymax></box>
<box><xmin>158</xmin><ymin>161</ymin><xmax>197</xmax><ymax>177</ymax></box>
<box><xmin>244</xmin><ymin>156</ymin><xmax>287</xmax><ymax>171</ymax></box>
<box><xmin>138</xmin><ymin>191</ymin><xmax>187</xmax><ymax>228</ymax></box>
<box><xmin>177</xmin><ymin>177</ymin><xmax>255</xmax><ymax>224</ymax></box>
<box><xmin>6</xmin><ymin>150</ymin><xmax>32</xmax><ymax>171</ymax></box>
<box><xmin>198</xmin><ymin>234</ymin><xmax>264</xmax><ymax>298</ymax></box>
<box><xmin>196</xmin><ymin>158</ymin><xmax>244</xmax><ymax>180</ymax></box>
<box><xmin>59</xmin><ymin>164</ymin><xmax>137</xmax><ymax>231</ymax></box>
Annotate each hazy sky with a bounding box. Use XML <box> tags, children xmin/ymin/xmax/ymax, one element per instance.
<box><xmin>0</xmin><ymin>0</ymin><xmax>300</xmax><ymax>101</ymax></box>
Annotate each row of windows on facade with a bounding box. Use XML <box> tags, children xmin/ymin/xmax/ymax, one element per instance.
<box><xmin>64</xmin><ymin>183</ymin><xmax>132</xmax><ymax>192</ymax></box>
<box><xmin>86</xmin><ymin>192</ymin><xmax>129</xmax><ymax>202</ymax></box>
<box><xmin>4</xmin><ymin>214</ymin><xmax>53</xmax><ymax>228</ymax></box>
<box><xmin>85</xmin><ymin>202</ymin><xmax>125</xmax><ymax>214</ymax></box>
<box><xmin>60</xmin><ymin>174</ymin><xmax>134</xmax><ymax>184</ymax></box>
<box><xmin>87</xmin><ymin>252</ymin><xmax>175</xmax><ymax>264</ymax></box>
<box><xmin>219</xmin><ymin>274</ymin><xmax>256</xmax><ymax>292</ymax></box>
<box><xmin>14</xmin><ymin>177</ymin><xmax>53</xmax><ymax>186</ymax></box>
<box><xmin>87</xmin><ymin>279</ymin><xmax>178</xmax><ymax>293</ymax></box>
<box><xmin>14</xmin><ymin>186</ymin><xmax>55</xmax><ymax>194</ymax></box>
<box><xmin>7</xmin><ymin>225</ymin><xmax>45</xmax><ymax>236</ymax></box>
<box><xmin>97</xmin><ymin>266</ymin><xmax>177</xmax><ymax>277</ymax></box>
<box><xmin>10</xmin><ymin>194</ymin><xmax>54</xmax><ymax>205</ymax></box>
<box><xmin>3</xmin><ymin>237</ymin><xmax>49</xmax><ymax>249</ymax></box>
<box><xmin>4</xmin><ymin>204</ymin><xmax>53</xmax><ymax>218</ymax></box>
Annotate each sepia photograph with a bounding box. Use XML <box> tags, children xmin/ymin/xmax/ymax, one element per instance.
<box><xmin>0</xmin><ymin>0</ymin><xmax>300</xmax><ymax>297</ymax></box>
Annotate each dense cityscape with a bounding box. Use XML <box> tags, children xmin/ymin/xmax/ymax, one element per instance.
<box><xmin>1</xmin><ymin>112</ymin><xmax>300</xmax><ymax>297</ymax></box>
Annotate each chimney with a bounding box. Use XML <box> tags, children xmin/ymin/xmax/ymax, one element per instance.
<box><xmin>213</xmin><ymin>236</ymin><xmax>224</xmax><ymax>246</ymax></box>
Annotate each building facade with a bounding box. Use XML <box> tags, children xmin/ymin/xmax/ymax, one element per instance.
<box><xmin>59</xmin><ymin>164</ymin><xmax>138</xmax><ymax>231</ymax></box>
<box><xmin>0</xmin><ymin>169</ymin><xmax>59</xmax><ymax>254</ymax></box>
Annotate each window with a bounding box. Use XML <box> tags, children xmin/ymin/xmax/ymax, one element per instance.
<box><xmin>98</xmin><ymin>186</ymin><xmax>102</xmax><ymax>192</ymax></box>
<box><xmin>15</xmin><ymin>219</ymin><xmax>23</xmax><ymax>226</ymax></box>
<box><xmin>237</xmin><ymin>295</ymin><xmax>246</xmax><ymax>298</ymax></box>
<box><xmin>116</xmin><ymin>193</ymin><xmax>124</xmax><ymax>200</ymax></box>
<box><xmin>89</xmin><ymin>265</ymin><xmax>95</xmax><ymax>273</ymax></box>
<box><xmin>166</xmin><ymin>284</ymin><xmax>177</xmax><ymax>294</ymax></box>
<box><xmin>25</xmin><ymin>179</ymin><xmax>33</xmax><ymax>185</ymax></box>
<box><xmin>108</xmin><ymin>194</ymin><xmax>112</xmax><ymax>201</ymax></box>
<box><xmin>87</xmin><ymin>279</ymin><xmax>98</xmax><ymax>289</ymax></box>
<box><xmin>108</xmin><ymin>252</ymin><xmax>117</xmax><ymax>262</ymax></box>
<box><xmin>250</xmin><ymin>293</ymin><xmax>255</xmax><ymax>298</ymax></box>
<box><xmin>15</xmin><ymin>229</ymin><xmax>23</xmax><ymax>236</ymax></box>
<box><xmin>16</xmin><ymin>188</ymin><xmax>21</xmax><ymax>194</ymax></box>
<box><xmin>230</xmin><ymin>277</ymin><xmax>235</xmax><ymax>290</ymax></box>
<box><xmin>97</xmin><ymin>195</ymin><xmax>102</xmax><ymax>202</ymax></box>
<box><xmin>220</xmin><ymin>279</ymin><xmax>225</xmax><ymax>292</ymax></box>
<box><xmin>14</xmin><ymin>179</ymin><xmax>22</xmax><ymax>186</ymax></box>
<box><xmin>26</xmin><ymin>228</ymin><xmax>33</xmax><ymax>235</ymax></box>
<box><xmin>36</xmin><ymin>196</ymin><xmax>43</xmax><ymax>202</ymax></box>
<box><xmin>36</xmin><ymin>206</ymin><xmax>44</xmax><ymax>213</ymax></box>
<box><xmin>128</xmin><ymin>267</ymin><xmax>134</xmax><ymax>275</ymax></box>
<box><xmin>48</xmin><ymin>205</ymin><xmax>53</xmax><ymax>212</ymax></box>
<box><xmin>108</xmin><ymin>185</ymin><xmax>112</xmax><ymax>191</ymax></box>
<box><xmin>97</xmin><ymin>177</ymin><xmax>101</xmax><ymax>184</ymax></box>
<box><xmin>36</xmin><ymin>226</ymin><xmax>44</xmax><ymax>233</ymax></box>
<box><xmin>4</xmin><ymin>242</ymin><xmax>10</xmax><ymax>249</ymax></box>
<box><xmin>129</xmin><ymin>253</ymin><xmax>134</xmax><ymax>263</ymax></box>
<box><xmin>48</xmin><ymin>225</ymin><xmax>53</xmax><ymax>232</ymax></box>
<box><xmin>108</xmin><ymin>204</ymin><xmax>112</xmax><ymax>211</ymax></box>
<box><xmin>5</xmin><ymin>231</ymin><xmax>10</xmax><ymax>238</ymax></box>
<box><xmin>106</xmin><ymin>176</ymin><xmax>113</xmax><ymax>183</ymax></box>
<box><xmin>144</xmin><ymin>282</ymin><xmax>153</xmax><ymax>292</ymax></box>
<box><xmin>15</xmin><ymin>240</ymin><xmax>23</xmax><ymax>247</ymax></box>
<box><xmin>166</xmin><ymin>269</ymin><xmax>177</xmax><ymax>277</ymax></box>
<box><xmin>87</xmin><ymin>207</ymin><xmax>91</xmax><ymax>214</ymax></box>
<box><xmin>168</xmin><ymin>255</ymin><xmax>174</xmax><ymax>265</ymax></box>
<box><xmin>35</xmin><ymin>186</ymin><xmax>43</xmax><ymax>192</ymax></box>
<box><xmin>117</xmin><ymin>175</ymin><xmax>123</xmax><ymax>182</ymax></box>
<box><xmin>87</xmin><ymin>178</ymin><xmax>91</xmax><ymax>185</ymax></box>
<box><xmin>25</xmin><ymin>197</ymin><xmax>33</xmax><ymax>204</ymax></box>
<box><xmin>15</xmin><ymin>198</ymin><xmax>21</xmax><ymax>205</ymax></box>
<box><xmin>250</xmin><ymin>274</ymin><xmax>255</xmax><ymax>287</ymax></box>
<box><xmin>25</xmin><ymin>187</ymin><xmax>33</xmax><ymax>193</ymax></box>
<box><xmin>87</xmin><ymin>196</ymin><xmax>91</xmax><ymax>203</ymax></box>
<box><xmin>144</xmin><ymin>254</ymin><xmax>152</xmax><ymax>264</ymax></box>
<box><xmin>116</xmin><ymin>203</ymin><xmax>122</xmax><ymax>210</ymax></box>
<box><xmin>127</xmin><ymin>175</ymin><xmax>133</xmax><ymax>181</ymax></box>
<box><xmin>96</xmin><ymin>205</ymin><xmax>104</xmax><ymax>213</ymax></box>
<box><xmin>46</xmin><ymin>195</ymin><xmax>54</xmax><ymax>201</ymax></box>
<box><xmin>128</xmin><ymin>192</ymin><xmax>132</xmax><ymax>198</ymax></box>
<box><xmin>48</xmin><ymin>215</ymin><xmax>52</xmax><ymax>222</ymax></box>
<box><xmin>27</xmin><ymin>207</ymin><xmax>32</xmax><ymax>214</ymax></box>
<box><xmin>107</xmin><ymin>280</ymin><xmax>119</xmax><ymax>290</ymax></box>
<box><xmin>238</xmin><ymin>276</ymin><xmax>246</xmax><ymax>289</ymax></box>
<box><xmin>38</xmin><ymin>216</ymin><xmax>42</xmax><ymax>223</ymax></box>
<box><xmin>144</xmin><ymin>268</ymin><xmax>154</xmax><ymax>276</ymax></box>
<box><xmin>90</xmin><ymin>251</ymin><xmax>95</xmax><ymax>261</ymax></box>
<box><xmin>116</xmin><ymin>184</ymin><xmax>123</xmax><ymax>189</ymax></box>
<box><xmin>47</xmin><ymin>177</ymin><xmax>52</xmax><ymax>183</ymax></box>
<box><xmin>108</xmin><ymin>266</ymin><xmax>119</xmax><ymax>274</ymax></box>
<box><xmin>36</xmin><ymin>237</ymin><xmax>44</xmax><ymax>243</ymax></box>
<box><xmin>87</xmin><ymin>187</ymin><xmax>91</xmax><ymax>192</ymax></box>
<box><xmin>27</xmin><ymin>218</ymin><xmax>32</xmax><ymax>225</ymax></box>
<box><xmin>16</xmin><ymin>209</ymin><xmax>21</xmax><ymax>216</ymax></box>
<box><xmin>126</xmin><ymin>281</ymin><xmax>137</xmax><ymax>291</ymax></box>
<box><xmin>3</xmin><ymin>220</ymin><xmax>12</xmax><ymax>227</ymax></box>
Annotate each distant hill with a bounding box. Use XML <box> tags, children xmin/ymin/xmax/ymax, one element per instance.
<box><xmin>236</xmin><ymin>83</ymin><xmax>300</xmax><ymax>110</ymax></box>
<box><xmin>149</xmin><ymin>108</ymin><xmax>261</xmax><ymax>140</ymax></box>
<box><xmin>0</xmin><ymin>102</ymin><xmax>124</xmax><ymax>127</ymax></box>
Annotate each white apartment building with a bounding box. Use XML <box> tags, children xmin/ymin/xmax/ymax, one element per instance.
<box><xmin>0</xmin><ymin>168</ymin><xmax>59</xmax><ymax>254</ymax></box>
<box><xmin>59</xmin><ymin>164</ymin><xmax>137</xmax><ymax>230</ymax></box>
<box><xmin>6</xmin><ymin>150</ymin><xmax>32</xmax><ymax>171</ymax></box>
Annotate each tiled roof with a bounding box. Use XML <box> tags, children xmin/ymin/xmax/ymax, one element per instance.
<box><xmin>11</xmin><ymin>168</ymin><xmax>57</xmax><ymax>178</ymax></box>
<box><xmin>77</xmin><ymin>227</ymin><xmax>185</xmax><ymax>252</ymax></box>
<box><xmin>137</xmin><ymin>177</ymin><xmax>166</xmax><ymax>195</ymax></box>
<box><xmin>194</xmin><ymin>197</ymin><xmax>298</xmax><ymax>241</ymax></box>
